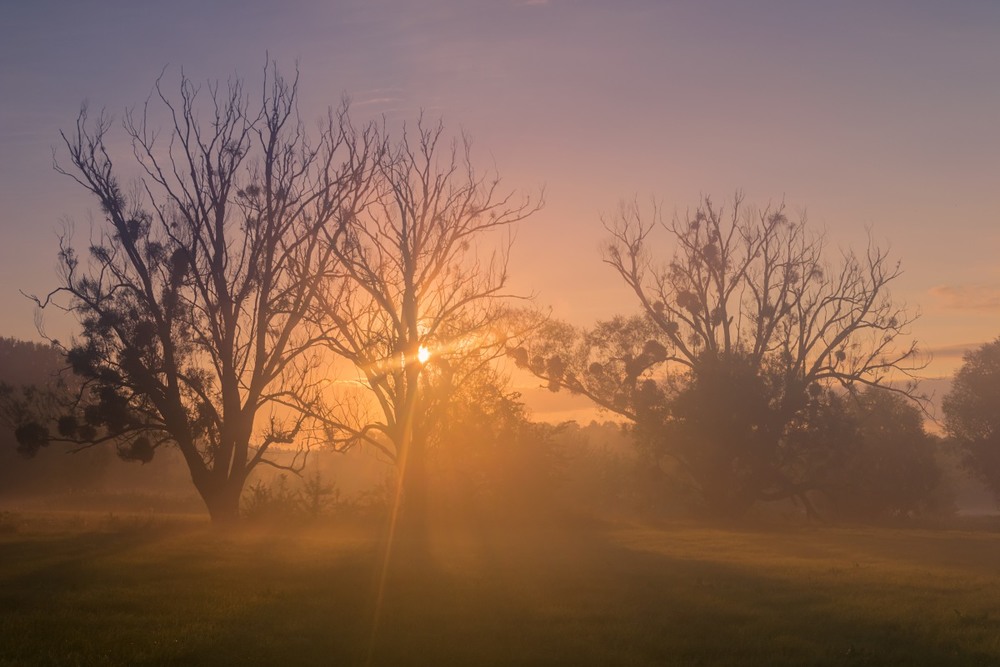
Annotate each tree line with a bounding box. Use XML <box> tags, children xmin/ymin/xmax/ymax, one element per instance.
<box><xmin>2</xmin><ymin>66</ymin><xmax>996</xmax><ymax>525</ymax></box>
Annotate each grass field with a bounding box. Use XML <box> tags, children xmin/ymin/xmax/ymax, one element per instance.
<box><xmin>1</xmin><ymin>511</ymin><xmax>999</xmax><ymax>666</ymax></box>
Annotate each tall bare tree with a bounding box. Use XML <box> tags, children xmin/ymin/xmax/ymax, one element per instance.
<box><xmin>22</xmin><ymin>67</ymin><xmax>378</xmax><ymax>523</ymax></box>
<box><xmin>517</xmin><ymin>194</ymin><xmax>924</xmax><ymax>515</ymax></box>
<box><xmin>315</xmin><ymin>120</ymin><xmax>541</xmax><ymax>525</ymax></box>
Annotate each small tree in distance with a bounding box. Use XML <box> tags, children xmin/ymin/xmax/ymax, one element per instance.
<box><xmin>944</xmin><ymin>338</ymin><xmax>1000</xmax><ymax>502</ymax></box>
<box><xmin>822</xmin><ymin>388</ymin><xmax>947</xmax><ymax>521</ymax></box>
<box><xmin>19</xmin><ymin>66</ymin><xmax>379</xmax><ymax>524</ymax></box>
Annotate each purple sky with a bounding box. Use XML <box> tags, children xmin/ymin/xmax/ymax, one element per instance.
<box><xmin>2</xmin><ymin>0</ymin><xmax>999</xmax><ymax>390</ymax></box>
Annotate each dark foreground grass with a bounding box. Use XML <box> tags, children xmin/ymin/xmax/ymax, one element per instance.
<box><xmin>1</xmin><ymin>512</ymin><xmax>1000</xmax><ymax>666</ymax></box>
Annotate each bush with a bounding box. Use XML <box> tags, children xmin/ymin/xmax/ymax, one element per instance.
<box><xmin>241</xmin><ymin>471</ymin><xmax>343</xmax><ymax>522</ymax></box>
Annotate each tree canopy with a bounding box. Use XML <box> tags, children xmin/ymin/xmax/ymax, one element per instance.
<box><xmin>515</xmin><ymin>195</ymin><xmax>926</xmax><ymax>515</ymax></box>
<box><xmin>21</xmin><ymin>67</ymin><xmax>378</xmax><ymax>523</ymax></box>
<box><xmin>313</xmin><ymin>120</ymin><xmax>541</xmax><ymax>526</ymax></box>
<box><xmin>944</xmin><ymin>338</ymin><xmax>1000</xmax><ymax>501</ymax></box>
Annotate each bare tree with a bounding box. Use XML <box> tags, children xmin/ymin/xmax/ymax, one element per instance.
<box><xmin>21</xmin><ymin>66</ymin><xmax>378</xmax><ymax>523</ymax></box>
<box><xmin>517</xmin><ymin>194</ymin><xmax>924</xmax><ymax>515</ymax></box>
<box><xmin>314</xmin><ymin>120</ymin><xmax>541</xmax><ymax>527</ymax></box>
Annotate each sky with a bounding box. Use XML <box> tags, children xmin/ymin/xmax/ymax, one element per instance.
<box><xmin>2</xmin><ymin>0</ymin><xmax>999</xmax><ymax>414</ymax></box>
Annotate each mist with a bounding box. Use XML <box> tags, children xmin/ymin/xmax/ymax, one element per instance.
<box><xmin>4</xmin><ymin>2</ymin><xmax>1000</xmax><ymax>663</ymax></box>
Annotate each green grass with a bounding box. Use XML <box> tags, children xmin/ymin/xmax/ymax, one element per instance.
<box><xmin>1</xmin><ymin>512</ymin><xmax>1000</xmax><ymax>665</ymax></box>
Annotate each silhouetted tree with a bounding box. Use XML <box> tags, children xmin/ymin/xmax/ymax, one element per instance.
<box><xmin>943</xmin><ymin>338</ymin><xmax>1000</xmax><ymax>502</ymax></box>
<box><xmin>0</xmin><ymin>338</ymin><xmax>66</xmax><ymax>388</ymax></box>
<box><xmin>517</xmin><ymin>194</ymin><xmax>924</xmax><ymax>516</ymax></box>
<box><xmin>20</xmin><ymin>67</ymin><xmax>378</xmax><ymax>523</ymax></box>
<box><xmin>0</xmin><ymin>339</ymin><xmax>69</xmax><ymax>460</ymax></box>
<box><xmin>313</xmin><ymin>120</ymin><xmax>541</xmax><ymax>528</ymax></box>
<box><xmin>0</xmin><ymin>338</ymin><xmax>113</xmax><ymax>495</ymax></box>
<box><xmin>821</xmin><ymin>388</ymin><xmax>947</xmax><ymax>521</ymax></box>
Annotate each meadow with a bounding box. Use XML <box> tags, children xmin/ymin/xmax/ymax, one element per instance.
<box><xmin>1</xmin><ymin>511</ymin><xmax>999</xmax><ymax>666</ymax></box>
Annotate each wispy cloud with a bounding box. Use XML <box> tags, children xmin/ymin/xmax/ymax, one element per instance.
<box><xmin>349</xmin><ymin>87</ymin><xmax>405</xmax><ymax>108</ymax></box>
<box><xmin>924</xmin><ymin>342</ymin><xmax>981</xmax><ymax>360</ymax></box>
<box><xmin>354</xmin><ymin>97</ymin><xmax>402</xmax><ymax>107</ymax></box>
<box><xmin>929</xmin><ymin>284</ymin><xmax>1000</xmax><ymax>311</ymax></box>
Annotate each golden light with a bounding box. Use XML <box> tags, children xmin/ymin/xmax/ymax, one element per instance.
<box><xmin>417</xmin><ymin>345</ymin><xmax>431</xmax><ymax>364</ymax></box>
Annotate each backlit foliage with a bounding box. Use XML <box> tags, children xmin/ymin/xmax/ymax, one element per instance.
<box><xmin>517</xmin><ymin>194</ymin><xmax>926</xmax><ymax>515</ymax></box>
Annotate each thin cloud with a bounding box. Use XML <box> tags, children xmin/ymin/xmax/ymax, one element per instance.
<box><xmin>924</xmin><ymin>342</ymin><xmax>981</xmax><ymax>360</ymax></box>
<box><xmin>929</xmin><ymin>284</ymin><xmax>1000</xmax><ymax>311</ymax></box>
<box><xmin>354</xmin><ymin>97</ymin><xmax>402</xmax><ymax>107</ymax></box>
<box><xmin>349</xmin><ymin>87</ymin><xmax>405</xmax><ymax>108</ymax></box>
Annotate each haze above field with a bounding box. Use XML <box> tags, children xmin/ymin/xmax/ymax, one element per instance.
<box><xmin>2</xmin><ymin>1</ymin><xmax>999</xmax><ymax>422</ymax></box>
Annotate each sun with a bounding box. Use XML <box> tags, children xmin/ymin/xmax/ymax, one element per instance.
<box><xmin>417</xmin><ymin>345</ymin><xmax>431</xmax><ymax>364</ymax></box>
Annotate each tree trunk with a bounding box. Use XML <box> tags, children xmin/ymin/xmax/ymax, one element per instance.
<box><xmin>195</xmin><ymin>476</ymin><xmax>244</xmax><ymax>525</ymax></box>
<box><xmin>398</xmin><ymin>436</ymin><xmax>430</xmax><ymax>552</ymax></box>
<box><xmin>402</xmin><ymin>439</ymin><xmax>428</xmax><ymax>519</ymax></box>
